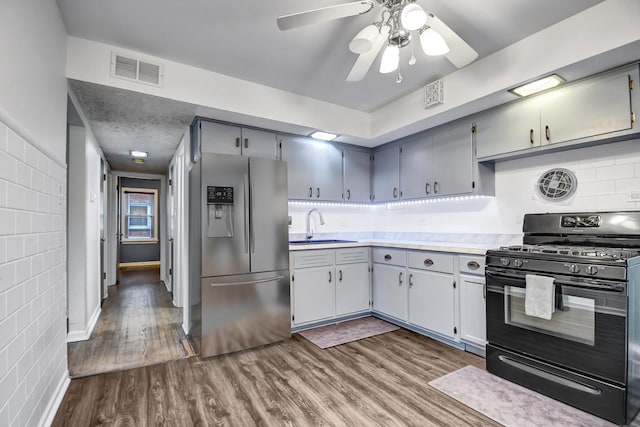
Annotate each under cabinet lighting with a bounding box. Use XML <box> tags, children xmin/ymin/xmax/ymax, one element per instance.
<box><xmin>309</xmin><ymin>131</ymin><xmax>338</xmax><ymax>141</ymax></box>
<box><xmin>130</xmin><ymin>150</ymin><xmax>148</xmax><ymax>158</ymax></box>
<box><xmin>510</xmin><ymin>74</ymin><xmax>565</xmax><ymax>97</ymax></box>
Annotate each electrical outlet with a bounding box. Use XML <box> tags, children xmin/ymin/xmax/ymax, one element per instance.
<box><xmin>626</xmin><ymin>192</ymin><xmax>640</xmax><ymax>202</ymax></box>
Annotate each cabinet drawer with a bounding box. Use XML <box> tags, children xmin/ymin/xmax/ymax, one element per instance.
<box><xmin>407</xmin><ymin>251</ymin><xmax>453</xmax><ymax>273</ymax></box>
<box><xmin>372</xmin><ymin>248</ymin><xmax>406</xmax><ymax>267</ymax></box>
<box><xmin>292</xmin><ymin>250</ymin><xmax>335</xmax><ymax>269</ymax></box>
<box><xmin>458</xmin><ymin>255</ymin><xmax>485</xmax><ymax>275</ymax></box>
<box><xmin>336</xmin><ymin>247</ymin><xmax>369</xmax><ymax>265</ymax></box>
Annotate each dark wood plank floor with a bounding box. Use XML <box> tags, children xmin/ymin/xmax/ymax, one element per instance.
<box><xmin>56</xmin><ymin>329</ymin><xmax>498</xmax><ymax>426</ymax></box>
<box><xmin>67</xmin><ymin>267</ymin><xmax>188</xmax><ymax>378</ymax></box>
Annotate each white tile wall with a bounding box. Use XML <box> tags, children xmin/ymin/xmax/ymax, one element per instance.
<box><xmin>0</xmin><ymin>120</ymin><xmax>67</xmax><ymax>427</ymax></box>
<box><xmin>292</xmin><ymin>137</ymin><xmax>640</xmax><ymax>239</ymax></box>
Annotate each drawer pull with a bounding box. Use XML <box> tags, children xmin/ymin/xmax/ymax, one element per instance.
<box><xmin>467</xmin><ymin>261</ymin><xmax>481</xmax><ymax>270</ymax></box>
<box><xmin>423</xmin><ymin>259</ymin><xmax>434</xmax><ymax>266</ymax></box>
<box><xmin>384</xmin><ymin>254</ymin><xmax>392</xmax><ymax>261</ymax></box>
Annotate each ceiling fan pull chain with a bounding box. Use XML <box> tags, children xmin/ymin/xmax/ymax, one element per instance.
<box><xmin>409</xmin><ymin>40</ymin><xmax>417</xmax><ymax>65</ymax></box>
<box><xmin>396</xmin><ymin>72</ymin><xmax>403</xmax><ymax>84</ymax></box>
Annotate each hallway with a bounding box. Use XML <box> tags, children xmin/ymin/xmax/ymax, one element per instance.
<box><xmin>67</xmin><ymin>268</ymin><xmax>190</xmax><ymax>378</ymax></box>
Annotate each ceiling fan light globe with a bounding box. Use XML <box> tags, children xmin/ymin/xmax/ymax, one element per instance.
<box><xmin>349</xmin><ymin>24</ymin><xmax>379</xmax><ymax>54</ymax></box>
<box><xmin>420</xmin><ymin>27</ymin><xmax>450</xmax><ymax>56</ymax></box>
<box><xmin>401</xmin><ymin>3</ymin><xmax>427</xmax><ymax>31</ymax></box>
<box><xmin>379</xmin><ymin>44</ymin><xmax>400</xmax><ymax>74</ymax></box>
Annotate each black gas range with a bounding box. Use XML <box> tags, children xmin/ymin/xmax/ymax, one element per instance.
<box><xmin>485</xmin><ymin>211</ymin><xmax>640</xmax><ymax>425</ymax></box>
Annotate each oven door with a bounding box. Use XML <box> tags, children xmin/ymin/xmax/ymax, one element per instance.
<box><xmin>486</xmin><ymin>267</ymin><xmax>627</xmax><ymax>384</ymax></box>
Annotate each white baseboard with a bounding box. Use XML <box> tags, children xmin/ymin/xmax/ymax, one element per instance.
<box><xmin>37</xmin><ymin>370</ymin><xmax>70</xmax><ymax>427</ymax></box>
<box><xmin>66</xmin><ymin>306</ymin><xmax>101</xmax><ymax>343</ymax></box>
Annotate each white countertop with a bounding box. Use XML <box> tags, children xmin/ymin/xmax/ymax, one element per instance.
<box><xmin>289</xmin><ymin>239</ymin><xmax>500</xmax><ymax>255</ymax></box>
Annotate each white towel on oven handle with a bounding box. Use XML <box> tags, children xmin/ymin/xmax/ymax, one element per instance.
<box><xmin>525</xmin><ymin>274</ymin><xmax>555</xmax><ymax>320</ymax></box>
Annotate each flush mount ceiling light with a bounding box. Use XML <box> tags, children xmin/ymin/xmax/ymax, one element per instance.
<box><xmin>309</xmin><ymin>131</ymin><xmax>339</xmax><ymax>141</ymax></box>
<box><xmin>130</xmin><ymin>150</ymin><xmax>148</xmax><ymax>158</ymax></box>
<box><xmin>510</xmin><ymin>74</ymin><xmax>565</xmax><ymax>97</ymax></box>
<box><xmin>277</xmin><ymin>0</ymin><xmax>478</xmax><ymax>83</ymax></box>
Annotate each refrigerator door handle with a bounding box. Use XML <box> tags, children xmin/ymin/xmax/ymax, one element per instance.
<box><xmin>250</xmin><ymin>172</ymin><xmax>255</xmax><ymax>254</ymax></box>
<box><xmin>243</xmin><ymin>173</ymin><xmax>250</xmax><ymax>254</ymax></box>
<box><xmin>208</xmin><ymin>275</ymin><xmax>285</xmax><ymax>287</ymax></box>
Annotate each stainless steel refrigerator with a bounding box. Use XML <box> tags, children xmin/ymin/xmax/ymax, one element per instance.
<box><xmin>189</xmin><ymin>153</ymin><xmax>290</xmax><ymax>358</ymax></box>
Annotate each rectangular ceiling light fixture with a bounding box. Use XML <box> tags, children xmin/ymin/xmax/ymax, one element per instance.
<box><xmin>510</xmin><ymin>74</ymin><xmax>565</xmax><ymax>97</ymax></box>
<box><xmin>309</xmin><ymin>131</ymin><xmax>338</xmax><ymax>141</ymax></box>
<box><xmin>130</xmin><ymin>150</ymin><xmax>148</xmax><ymax>158</ymax></box>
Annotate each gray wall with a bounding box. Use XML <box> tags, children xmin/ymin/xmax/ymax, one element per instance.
<box><xmin>119</xmin><ymin>177</ymin><xmax>162</xmax><ymax>263</ymax></box>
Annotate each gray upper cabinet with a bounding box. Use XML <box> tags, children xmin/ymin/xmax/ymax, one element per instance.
<box><xmin>476</xmin><ymin>66</ymin><xmax>636</xmax><ymax>160</ymax></box>
<box><xmin>198</xmin><ymin>120</ymin><xmax>277</xmax><ymax>159</ymax></box>
<box><xmin>343</xmin><ymin>148</ymin><xmax>371</xmax><ymax>202</ymax></box>
<box><xmin>280</xmin><ymin>135</ymin><xmax>343</xmax><ymax>201</ymax></box>
<box><xmin>372</xmin><ymin>144</ymin><xmax>400</xmax><ymax>202</ymax></box>
<box><xmin>400</xmin><ymin>136</ymin><xmax>431</xmax><ymax>200</ymax></box>
<box><xmin>429</xmin><ymin>122</ymin><xmax>474</xmax><ymax>197</ymax></box>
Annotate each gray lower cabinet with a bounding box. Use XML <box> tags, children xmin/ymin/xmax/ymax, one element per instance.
<box><xmin>458</xmin><ymin>255</ymin><xmax>487</xmax><ymax>353</ymax></box>
<box><xmin>372</xmin><ymin>263</ymin><xmax>407</xmax><ymax>321</ymax></box>
<box><xmin>198</xmin><ymin>120</ymin><xmax>277</xmax><ymax>159</ymax></box>
<box><xmin>372</xmin><ymin>144</ymin><xmax>400</xmax><ymax>202</ymax></box>
<box><xmin>280</xmin><ymin>135</ymin><xmax>343</xmax><ymax>201</ymax></box>
<box><xmin>476</xmin><ymin>65</ymin><xmax>636</xmax><ymax>159</ymax></box>
<box><xmin>343</xmin><ymin>148</ymin><xmax>372</xmax><ymax>202</ymax></box>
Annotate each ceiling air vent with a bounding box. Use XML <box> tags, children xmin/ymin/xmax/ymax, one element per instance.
<box><xmin>111</xmin><ymin>52</ymin><xmax>163</xmax><ymax>87</ymax></box>
<box><xmin>536</xmin><ymin>168</ymin><xmax>578</xmax><ymax>202</ymax></box>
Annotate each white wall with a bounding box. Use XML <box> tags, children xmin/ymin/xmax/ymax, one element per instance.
<box><xmin>0</xmin><ymin>1</ymin><xmax>70</xmax><ymax>426</ymax></box>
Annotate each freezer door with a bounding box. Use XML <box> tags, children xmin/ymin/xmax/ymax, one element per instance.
<box><xmin>249</xmin><ymin>157</ymin><xmax>290</xmax><ymax>273</ymax></box>
<box><xmin>200</xmin><ymin>153</ymin><xmax>250</xmax><ymax>277</ymax></box>
<box><xmin>200</xmin><ymin>271</ymin><xmax>291</xmax><ymax>357</ymax></box>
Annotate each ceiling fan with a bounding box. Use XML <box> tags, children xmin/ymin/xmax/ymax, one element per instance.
<box><xmin>277</xmin><ymin>0</ymin><xmax>478</xmax><ymax>82</ymax></box>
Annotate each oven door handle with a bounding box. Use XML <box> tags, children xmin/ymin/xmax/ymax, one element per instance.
<box><xmin>485</xmin><ymin>270</ymin><xmax>626</xmax><ymax>292</ymax></box>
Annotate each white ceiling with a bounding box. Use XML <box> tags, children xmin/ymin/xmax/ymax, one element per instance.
<box><xmin>56</xmin><ymin>0</ymin><xmax>606</xmax><ymax>172</ymax></box>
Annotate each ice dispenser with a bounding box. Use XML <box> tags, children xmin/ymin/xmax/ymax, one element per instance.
<box><xmin>207</xmin><ymin>186</ymin><xmax>235</xmax><ymax>237</ymax></box>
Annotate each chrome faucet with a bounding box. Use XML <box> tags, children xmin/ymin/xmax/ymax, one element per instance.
<box><xmin>305</xmin><ymin>208</ymin><xmax>325</xmax><ymax>240</ymax></box>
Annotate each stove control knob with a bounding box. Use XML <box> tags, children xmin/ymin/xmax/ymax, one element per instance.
<box><xmin>568</xmin><ymin>264</ymin><xmax>581</xmax><ymax>274</ymax></box>
<box><xmin>513</xmin><ymin>259</ymin><xmax>524</xmax><ymax>267</ymax></box>
<box><xmin>500</xmin><ymin>258</ymin><xmax>510</xmax><ymax>266</ymax></box>
<box><xmin>586</xmin><ymin>265</ymin><xmax>599</xmax><ymax>276</ymax></box>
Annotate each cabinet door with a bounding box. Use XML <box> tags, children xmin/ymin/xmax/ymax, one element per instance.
<box><xmin>408</xmin><ymin>270</ymin><xmax>455</xmax><ymax>339</ymax></box>
<box><xmin>200</xmin><ymin>121</ymin><xmax>242</xmax><ymax>156</ymax></box>
<box><xmin>336</xmin><ymin>263</ymin><xmax>370</xmax><ymax>316</ymax></box>
<box><xmin>429</xmin><ymin>122</ymin><xmax>474</xmax><ymax>197</ymax></box>
<box><xmin>372</xmin><ymin>264</ymin><xmax>406</xmax><ymax>321</ymax></box>
<box><xmin>400</xmin><ymin>136</ymin><xmax>431</xmax><ymax>199</ymax></box>
<box><xmin>241</xmin><ymin>128</ymin><xmax>277</xmax><ymax>159</ymax></box>
<box><xmin>313</xmin><ymin>142</ymin><xmax>343</xmax><ymax>201</ymax></box>
<box><xmin>343</xmin><ymin>148</ymin><xmax>371</xmax><ymax>202</ymax></box>
<box><xmin>372</xmin><ymin>145</ymin><xmax>400</xmax><ymax>202</ymax></box>
<box><xmin>292</xmin><ymin>267</ymin><xmax>334</xmax><ymax>325</ymax></box>
<box><xmin>460</xmin><ymin>274</ymin><xmax>486</xmax><ymax>347</ymax></box>
<box><xmin>280</xmin><ymin>135</ymin><xmax>314</xmax><ymax>199</ymax></box>
<box><xmin>541</xmin><ymin>72</ymin><xmax>632</xmax><ymax>145</ymax></box>
<box><xmin>475</xmin><ymin>100</ymin><xmax>541</xmax><ymax>158</ymax></box>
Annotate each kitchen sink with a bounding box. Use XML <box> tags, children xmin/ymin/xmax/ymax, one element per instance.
<box><xmin>289</xmin><ymin>239</ymin><xmax>357</xmax><ymax>245</ymax></box>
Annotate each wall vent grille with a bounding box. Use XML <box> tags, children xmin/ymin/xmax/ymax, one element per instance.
<box><xmin>536</xmin><ymin>168</ymin><xmax>577</xmax><ymax>202</ymax></box>
<box><xmin>111</xmin><ymin>52</ymin><xmax>163</xmax><ymax>87</ymax></box>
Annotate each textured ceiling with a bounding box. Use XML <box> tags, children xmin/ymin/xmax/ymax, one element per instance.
<box><xmin>58</xmin><ymin>0</ymin><xmax>605</xmax><ymax>173</ymax></box>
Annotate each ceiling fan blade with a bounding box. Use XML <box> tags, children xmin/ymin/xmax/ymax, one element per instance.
<box><xmin>277</xmin><ymin>1</ymin><xmax>375</xmax><ymax>31</ymax></box>
<box><xmin>428</xmin><ymin>15</ymin><xmax>478</xmax><ymax>68</ymax></box>
<box><xmin>346</xmin><ymin>26</ymin><xmax>390</xmax><ymax>82</ymax></box>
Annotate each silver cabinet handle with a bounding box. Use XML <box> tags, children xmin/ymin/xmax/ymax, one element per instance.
<box><xmin>545</xmin><ymin>125</ymin><xmax>551</xmax><ymax>141</ymax></box>
<box><xmin>434</xmin><ymin>181</ymin><xmax>439</xmax><ymax>194</ymax></box>
<box><xmin>425</xmin><ymin>182</ymin><xmax>430</xmax><ymax>195</ymax></box>
<box><xmin>316</xmin><ymin>187</ymin><xmax>320</xmax><ymax>198</ymax></box>
<box><xmin>309</xmin><ymin>187</ymin><xmax>313</xmax><ymax>198</ymax></box>
<box><xmin>467</xmin><ymin>261</ymin><xmax>480</xmax><ymax>270</ymax></box>
<box><xmin>347</xmin><ymin>189</ymin><xmax>351</xmax><ymax>200</ymax></box>
<box><xmin>409</xmin><ymin>273</ymin><xmax>413</xmax><ymax>288</ymax></box>
<box><xmin>483</xmin><ymin>283</ymin><xmax>486</xmax><ymax>299</ymax></box>
<box><xmin>399</xmin><ymin>272</ymin><xmax>403</xmax><ymax>286</ymax></box>
<box><xmin>339</xmin><ymin>270</ymin><xmax>342</xmax><ymax>282</ymax></box>
<box><xmin>424</xmin><ymin>259</ymin><xmax>434</xmax><ymax>267</ymax></box>
<box><xmin>529</xmin><ymin>129</ymin><xmax>534</xmax><ymax>144</ymax></box>
<box><xmin>384</xmin><ymin>254</ymin><xmax>392</xmax><ymax>261</ymax></box>
<box><xmin>393</xmin><ymin>187</ymin><xmax>398</xmax><ymax>198</ymax></box>
<box><xmin>328</xmin><ymin>270</ymin><xmax>332</xmax><ymax>283</ymax></box>
<box><xmin>244</xmin><ymin>138</ymin><xmax>249</xmax><ymax>148</ymax></box>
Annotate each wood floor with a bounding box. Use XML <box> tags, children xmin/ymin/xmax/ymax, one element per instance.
<box><xmin>67</xmin><ymin>267</ymin><xmax>188</xmax><ymax>378</ymax></box>
<box><xmin>55</xmin><ymin>329</ymin><xmax>498</xmax><ymax>426</ymax></box>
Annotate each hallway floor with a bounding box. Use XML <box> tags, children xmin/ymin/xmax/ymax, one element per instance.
<box><xmin>67</xmin><ymin>267</ymin><xmax>189</xmax><ymax>378</ymax></box>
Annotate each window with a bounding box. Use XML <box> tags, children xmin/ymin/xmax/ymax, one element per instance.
<box><xmin>121</xmin><ymin>188</ymin><xmax>158</xmax><ymax>243</ymax></box>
